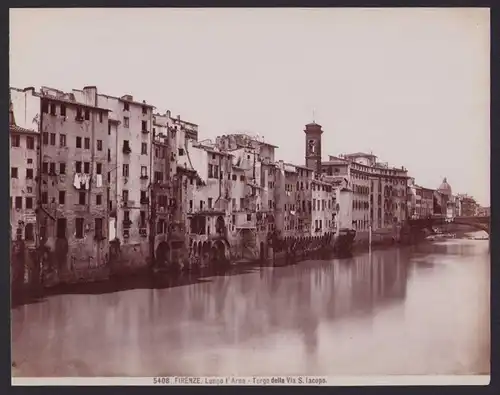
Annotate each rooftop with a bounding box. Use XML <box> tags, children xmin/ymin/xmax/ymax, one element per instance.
<box><xmin>10</xmin><ymin>124</ymin><xmax>38</xmax><ymax>135</ymax></box>
<box><xmin>343</xmin><ymin>152</ymin><xmax>377</xmax><ymax>158</ymax></box>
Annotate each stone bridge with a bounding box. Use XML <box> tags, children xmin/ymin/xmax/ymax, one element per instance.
<box><xmin>408</xmin><ymin>216</ymin><xmax>490</xmax><ymax>235</ymax></box>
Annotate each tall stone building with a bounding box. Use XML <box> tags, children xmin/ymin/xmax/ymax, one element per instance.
<box><xmin>304</xmin><ymin>122</ymin><xmax>323</xmax><ymax>174</ymax></box>
<box><xmin>35</xmin><ymin>86</ymin><xmax>111</xmax><ymax>275</ymax></box>
<box><xmin>9</xmin><ymin>91</ymin><xmax>40</xmax><ymax>248</ymax></box>
<box><xmin>82</xmin><ymin>89</ymin><xmax>155</xmax><ymax>269</ymax></box>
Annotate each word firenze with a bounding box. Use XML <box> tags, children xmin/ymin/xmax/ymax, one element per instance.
<box><xmin>153</xmin><ymin>376</ymin><xmax>328</xmax><ymax>385</ymax></box>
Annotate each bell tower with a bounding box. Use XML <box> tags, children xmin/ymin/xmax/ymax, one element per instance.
<box><xmin>304</xmin><ymin>122</ymin><xmax>323</xmax><ymax>174</ymax></box>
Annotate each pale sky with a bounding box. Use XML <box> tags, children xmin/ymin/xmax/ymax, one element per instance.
<box><xmin>10</xmin><ymin>8</ymin><xmax>490</xmax><ymax>205</ymax></box>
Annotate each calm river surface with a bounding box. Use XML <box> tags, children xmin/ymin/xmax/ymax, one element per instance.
<box><xmin>11</xmin><ymin>235</ymin><xmax>490</xmax><ymax>377</ymax></box>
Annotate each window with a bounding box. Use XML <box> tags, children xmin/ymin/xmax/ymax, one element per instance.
<box><xmin>41</xmin><ymin>192</ymin><xmax>48</xmax><ymax>204</ymax></box>
<box><xmin>60</xmin><ymin>104</ymin><xmax>66</xmax><ymax>117</ymax></box>
<box><xmin>123</xmin><ymin>164</ymin><xmax>129</xmax><ymax>177</ymax></box>
<box><xmin>11</xmin><ymin>135</ymin><xmax>20</xmax><ymax>147</ymax></box>
<box><xmin>189</xmin><ymin>200</ymin><xmax>193</xmax><ymax>210</ymax></box>
<box><xmin>96</xmin><ymin>163</ymin><xmax>102</xmax><ymax>175</ymax></box>
<box><xmin>84</xmin><ymin>137</ymin><xmax>90</xmax><ymax>149</ymax></box>
<box><xmin>76</xmin><ymin>107</ymin><xmax>83</xmax><ymax>120</ymax></box>
<box><xmin>141</xmin><ymin>143</ymin><xmax>147</xmax><ymax>155</ymax></box>
<box><xmin>42</xmin><ymin>101</ymin><xmax>49</xmax><ymax>113</ymax></box>
<box><xmin>142</xmin><ymin>106</ymin><xmax>147</xmax><ymax>115</ymax></box>
<box><xmin>25</xmin><ymin>197</ymin><xmax>33</xmax><ymax>209</ymax></box>
<box><xmin>49</xmin><ymin>162</ymin><xmax>55</xmax><ymax>174</ymax></box>
<box><xmin>96</xmin><ymin>194</ymin><xmax>102</xmax><ymax>205</ymax></box>
<box><xmin>247</xmin><ymin>213</ymin><xmax>252</xmax><ymax>221</ymax></box>
<box><xmin>11</xmin><ymin>167</ymin><xmax>18</xmax><ymax>178</ymax></box>
<box><xmin>240</xmin><ymin>175</ymin><xmax>245</xmax><ymax>181</ymax></box>
<box><xmin>26</xmin><ymin>136</ymin><xmax>35</xmax><ymax>149</ymax></box>
<box><xmin>208</xmin><ymin>198</ymin><xmax>213</xmax><ymax>209</ymax></box>
<box><xmin>79</xmin><ymin>191</ymin><xmax>86</xmax><ymax>205</ymax></box>
<box><xmin>200</xmin><ymin>200</ymin><xmax>204</xmax><ymax>210</ymax></box>
<box><xmin>76</xmin><ymin>161</ymin><xmax>82</xmax><ymax>173</ymax></box>
<box><xmin>140</xmin><ymin>211</ymin><xmax>146</xmax><ymax>227</ymax></box>
<box><xmin>141</xmin><ymin>166</ymin><xmax>148</xmax><ymax>178</ymax></box>
<box><xmin>123</xmin><ymin>190</ymin><xmax>129</xmax><ymax>202</ymax></box>
<box><xmin>60</xmin><ymin>163</ymin><xmax>66</xmax><ymax>174</ymax></box>
<box><xmin>208</xmin><ymin>164</ymin><xmax>213</xmax><ymax>178</ymax></box>
<box><xmin>232</xmin><ymin>174</ymin><xmax>237</xmax><ymax>181</ymax></box>
<box><xmin>42</xmin><ymin>132</ymin><xmax>48</xmax><ymax>145</ymax></box>
<box><xmin>97</xmin><ymin>140</ymin><xmax>103</xmax><ymax>151</ymax></box>
<box><xmin>123</xmin><ymin>140</ymin><xmax>131</xmax><ymax>153</ymax></box>
<box><xmin>75</xmin><ymin>218</ymin><xmax>84</xmax><ymax>239</ymax></box>
<box><xmin>50</xmin><ymin>133</ymin><xmax>56</xmax><ymax>145</ymax></box>
<box><xmin>76</xmin><ymin>136</ymin><xmax>82</xmax><ymax>148</ymax></box>
<box><xmin>123</xmin><ymin>102</ymin><xmax>130</xmax><ymax>111</ymax></box>
<box><xmin>157</xmin><ymin>219</ymin><xmax>165</xmax><ymax>234</ymax></box>
<box><xmin>108</xmin><ymin>148</ymin><xmax>111</xmax><ymax>162</ymax></box>
<box><xmin>84</xmin><ymin>162</ymin><xmax>90</xmax><ymax>174</ymax></box>
<box><xmin>99</xmin><ymin>112</ymin><xmax>103</xmax><ymax>123</ymax></box>
<box><xmin>178</xmin><ymin>148</ymin><xmax>184</xmax><ymax>156</ymax></box>
<box><xmin>124</xmin><ymin>117</ymin><xmax>129</xmax><ymax>128</ymax></box>
<box><xmin>154</xmin><ymin>171</ymin><xmax>162</xmax><ymax>182</ymax></box>
<box><xmin>25</xmin><ymin>224</ymin><xmax>34</xmax><ymax>241</ymax></box>
<box><xmin>59</xmin><ymin>134</ymin><xmax>66</xmax><ymax>147</ymax></box>
<box><xmin>142</xmin><ymin>120</ymin><xmax>147</xmax><ymax>131</ymax></box>
<box><xmin>84</xmin><ymin>109</ymin><xmax>90</xmax><ymax>121</ymax></box>
<box><xmin>140</xmin><ymin>190</ymin><xmax>147</xmax><ymax>202</ymax></box>
<box><xmin>108</xmin><ymin>123</ymin><xmax>111</xmax><ymax>135</ymax></box>
<box><xmin>59</xmin><ymin>191</ymin><xmax>65</xmax><ymax>204</ymax></box>
<box><xmin>124</xmin><ymin>210</ymin><xmax>130</xmax><ymax>222</ymax></box>
<box><xmin>26</xmin><ymin>168</ymin><xmax>33</xmax><ymax>179</ymax></box>
<box><xmin>57</xmin><ymin>218</ymin><xmax>67</xmax><ymax>239</ymax></box>
<box><xmin>15</xmin><ymin>196</ymin><xmax>22</xmax><ymax>209</ymax></box>
<box><xmin>50</xmin><ymin>103</ymin><xmax>56</xmax><ymax>115</ymax></box>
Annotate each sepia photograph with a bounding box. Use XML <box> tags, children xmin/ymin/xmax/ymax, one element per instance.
<box><xmin>9</xmin><ymin>7</ymin><xmax>490</xmax><ymax>385</ymax></box>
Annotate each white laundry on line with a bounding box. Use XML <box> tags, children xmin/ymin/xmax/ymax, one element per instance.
<box><xmin>73</xmin><ymin>173</ymin><xmax>81</xmax><ymax>189</ymax></box>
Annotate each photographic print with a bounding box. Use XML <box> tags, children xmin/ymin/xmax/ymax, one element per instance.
<box><xmin>9</xmin><ymin>7</ymin><xmax>490</xmax><ymax>385</ymax></box>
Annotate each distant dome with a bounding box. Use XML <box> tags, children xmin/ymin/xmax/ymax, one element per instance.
<box><xmin>438</xmin><ymin>177</ymin><xmax>452</xmax><ymax>196</ymax></box>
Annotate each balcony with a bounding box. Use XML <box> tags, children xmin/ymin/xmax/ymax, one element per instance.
<box><xmin>122</xmin><ymin>219</ymin><xmax>132</xmax><ymax>229</ymax></box>
<box><xmin>140</xmin><ymin>174</ymin><xmax>149</xmax><ymax>180</ymax></box>
<box><xmin>139</xmin><ymin>227</ymin><xmax>147</xmax><ymax>237</ymax></box>
<box><xmin>122</xmin><ymin>145</ymin><xmax>132</xmax><ymax>154</ymax></box>
<box><xmin>140</xmin><ymin>198</ymin><xmax>149</xmax><ymax>205</ymax></box>
<box><xmin>141</xmin><ymin>129</ymin><xmax>149</xmax><ymax>135</ymax></box>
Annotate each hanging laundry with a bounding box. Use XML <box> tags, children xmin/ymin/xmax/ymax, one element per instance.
<box><xmin>84</xmin><ymin>174</ymin><xmax>91</xmax><ymax>190</ymax></box>
<box><xmin>79</xmin><ymin>174</ymin><xmax>87</xmax><ymax>190</ymax></box>
<box><xmin>96</xmin><ymin>174</ymin><xmax>103</xmax><ymax>188</ymax></box>
<box><xmin>73</xmin><ymin>173</ymin><xmax>81</xmax><ymax>189</ymax></box>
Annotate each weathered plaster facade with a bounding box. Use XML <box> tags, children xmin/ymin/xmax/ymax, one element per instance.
<box><xmin>87</xmin><ymin>90</ymin><xmax>155</xmax><ymax>269</ymax></box>
<box><xmin>311</xmin><ymin>179</ymin><xmax>336</xmax><ymax>236</ymax></box>
<box><xmin>9</xmin><ymin>90</ymin><xmax>40</xmax><ymax>248</ymax></box>
<box><xmin>37</xmin><ymin>86</ymin><xmax>111</xmax><ymax>274</ymax></box>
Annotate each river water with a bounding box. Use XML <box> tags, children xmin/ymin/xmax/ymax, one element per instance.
<box><xmin>11</xmin><ymin>234</ymin><xmax>490</xmax><ymax>377</ymax></box>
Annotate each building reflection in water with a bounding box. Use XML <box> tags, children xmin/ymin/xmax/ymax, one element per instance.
<box><xmin>11</xmin><ymin>239</ymin><xmax>489</xmax><ymax>376</ymax></box>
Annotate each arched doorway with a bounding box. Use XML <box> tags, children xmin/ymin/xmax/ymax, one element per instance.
<box><xmin>216</xmin><ymin>216</ymin><xmax>226</xmax><ymax>235</ymax></box>
<box><xmin>213</xmin><ymin>240</ymin><xmax>227</xmax><ymax>265</ymax></box>
<box><xmin>202</xmin><ymin>241</ymin><xmax>211</xmax><ymax>267</ymax></box>
<box><xmin>156</xmin><ymin>241</ymin><xmax>169</xmax><ymax>268</ymax></box>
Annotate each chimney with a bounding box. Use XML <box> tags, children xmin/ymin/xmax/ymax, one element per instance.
<box><xmin>83</xmin><ymin>86</ymin><xmax>98</xmax><ymax>106</ymax></box>
<box><xmin>177</xmin><ymin>114</ymin><xmax>181</xmax><ymax>120</ymax></box>
<box><xmin>166</xmin><ymin>110</ymin><xmax>171</xmax><ymax>118</ymax></box>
